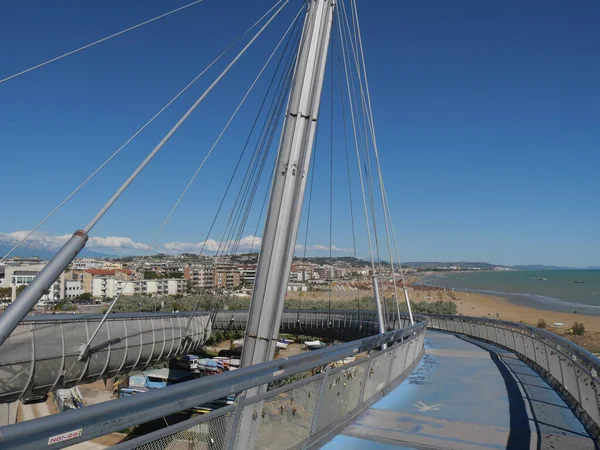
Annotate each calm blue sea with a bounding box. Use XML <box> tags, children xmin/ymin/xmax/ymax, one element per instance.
<box><xmin>420</xmin><ymin>270</ymin><xmax>600</xmax><ymax>316</ymax></box>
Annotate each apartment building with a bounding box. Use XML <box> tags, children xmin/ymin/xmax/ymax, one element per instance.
<box><xmin>1</xmin><ymin>263</ymin><xmax>63</xmax><ymax>303</ymax></box>
<box><xmin>184</xmin><ymin>264</ymin><xmax>213</xmax><ymax>289</ymax></box>
<box><xmin>237</xmin><ymin>265</ymin><xmax>257</xmax><ymax>287</ymax></box>
<box><xmin>213</xmin><ymin>270</ymin><xmax>241</xmax><ymax>290</ymax></box>
<box><xmin>92</xmin><ymin>278</ymin><xmax>185</xmax><ymax>299</ymax></box>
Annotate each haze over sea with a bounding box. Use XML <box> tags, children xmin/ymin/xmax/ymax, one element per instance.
<box><xmin>421</xmin><ymin>270</ymin><xmax>600</xmax><ymax>316</ymax></box>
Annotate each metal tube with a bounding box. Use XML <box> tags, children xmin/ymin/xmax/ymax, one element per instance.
<box><xmin>404</xmin><ymin>288</ymin><xmax>414</xmax><ymax>325</ymax></box>
<box><xmin>372</xmin><ymin>275</ymin><xmax>386</xmax><ymax>349</ymax></box>
<box><xmin>0</xmin><ymin>230</ymin><xmax>88</xmax><ymax>347</ymax></box>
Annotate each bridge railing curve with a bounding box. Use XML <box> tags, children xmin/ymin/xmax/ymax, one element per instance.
<box><xmin>427</xmin><ymin>314</ymin><xmax>600</xmax><ymax>441</ymax></box>
<box><xmin>0</xmin><ymin>313</ymin><xmax>427</xmax><ymax>450</ymax></box>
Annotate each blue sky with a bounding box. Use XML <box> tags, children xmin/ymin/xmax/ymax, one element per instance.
<box><xmin>1</xmin><ymin>0</ymin><xmax>598</xmax><ymax>267</ymax></box>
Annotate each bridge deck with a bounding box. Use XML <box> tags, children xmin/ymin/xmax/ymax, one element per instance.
<box><xmin>324</xmin><ymin>330</ymin><xmax>596</xmax><ymax>450</ymax></box>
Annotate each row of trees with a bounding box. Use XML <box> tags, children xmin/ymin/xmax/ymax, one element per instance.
<box><xmin>106</xmin><ymin>294</ymin><xmax>458</xmax><ymax>315</ymax></box>
<box><xmin>0</xmin><ymin>285</ymin><xmax>26</xmax><ymax>300</ymax></box>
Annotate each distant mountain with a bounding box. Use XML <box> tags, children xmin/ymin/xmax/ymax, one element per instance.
<box><xmin>509</xmin><ymin>264</ymin><xmax>577</xmax><ymax>271</ymax></box>
<box><xmin>406</xmin><ymin>262</ymin><xmax>588</xmax><ymax>271</ymax></box>
<box><xmin>0</xmin><ymin>243</ymin><xmax>110</xmax><ymax>261</ymax></box>
<box><xmin>294</xmin><ymin>256</ymin><xmax>372</xmax><ymax>266</ymax></box>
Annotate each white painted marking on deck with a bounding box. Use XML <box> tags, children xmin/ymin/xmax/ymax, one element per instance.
<box><xmin>414</xmin><ymin>401</ymin><xmax>443</xmax><ymax>412</ymax></box>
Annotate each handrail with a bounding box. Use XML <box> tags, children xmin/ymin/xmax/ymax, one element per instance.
<box><xmin>0</xmin><ymin>315</ymin><xmax>428</xmax><ymax>449</ymax></box>
<box><xmin>427</xmin><ymin>314</ymin><xmax>600</xmax><ymax>373</ymax></box>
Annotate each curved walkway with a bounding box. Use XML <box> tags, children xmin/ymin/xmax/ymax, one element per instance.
<box><xmin>324</xmin><ymin>330</ymin><xmax>597</xmax><ymax>450</ymax></box>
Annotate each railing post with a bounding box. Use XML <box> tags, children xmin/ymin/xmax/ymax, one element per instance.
<box><xmin>359</xmin><ymin>356</ymin><xmax>373</xmax><ymax>403</ymax></box>
<box><xmin>309</xmin><ymin>366</ymin><xmax>331</xmax><ymax>437</ymax></box>
<box><xmin>227</xmin><ymin>392</ymin><xmax>247</xmax><ymax>450</ymax></box>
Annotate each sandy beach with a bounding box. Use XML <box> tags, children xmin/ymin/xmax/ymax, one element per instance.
<box><xmin>286</xmin><ymin>278</ymin><xmax>600</xmax><ymax>352</ymax></box>
<box><xmin>407</xmin><ymin>286</ymin><xmax>600</xmax><ymax>332</ymax></box>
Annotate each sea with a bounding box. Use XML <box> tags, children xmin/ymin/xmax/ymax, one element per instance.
<box><xmin>419</xmin><ymin>270</ymin><xmax>600</xmax><ymax>316</ymax></box>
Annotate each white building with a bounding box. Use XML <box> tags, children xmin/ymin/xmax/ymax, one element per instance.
<box><xmin>65</xmin><ymin>280</ymin><xmax>84</xmax><ymax>299</ymax></box>
<box><xmin>92</xmin><ymin>277</ymin><xmax>185</xmax><ymax>300</ymax></box>
<box><xmin>287</xmin><ymin>283</ymin><xmax>308</xmax><ymax>292</ymax></box>
<box><xmin>92</xmin><ymin>277</ymin><xmax>118</xmax><ymax>299</ymax></box>
<box><xmin>1</xmin><ymin>263</ymin><xmax>64</xmax><ymax>304</ymax></box>
<box><xmin>72</xmin><ymin>258</ymin><xmax>104</xmax><ymax>270</ymax></box>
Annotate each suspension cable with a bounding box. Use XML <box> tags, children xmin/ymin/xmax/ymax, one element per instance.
<box><xmin>213</xmin><ymin>35</ymin><xmax>298</xmax><ymax>259</ymax></box>
<box><xmin>350</xmin><ymin>0</ymin><xmax>408</xmax><ymax>325</ymax></box>
<box><xmin>78</xmin><ymin>2</ymin><xmax>296</xmax><ymax>358</ymax></box>
<box><xmin>328</xmin><ymin>22</ymin><xmax>335</xmax><ymax>325</ymax></box>
<box><xmin>335</xmin><ymin>26</ymin><xmax>361</xmax><ymax>322</ymax></box>
<box><xmin>383</xmin><ymin>189</ymin><xmax>414</xmax><ymax>324</ymax></box>
<box><xmin>82</xmin><ymin>0</ymin><xmax>289</xmax><ymax>234</ymax></box>
<box><xmin>299</xmin><ymin>136</ymin><xmax>318</xmax><ymax>314</ymax></box>
<box><xmin>0</xmin><ymin>1</ymin><xmax>285</xmax><ymax>263</ymax></box>
<box><xmin>336</xmin><ymin>5</ymin><xmax>376</xmax><ymax>276</ymax></box>
<box><xmin>338</xmin><ymin>1</ymin><xmax>389</xmax><ymax>335</ymax></box>
<box><xmin>195</xmin><ymin>7</ymin><xmax>302</xmax><ymax>259</ymax></box>
<box><xmin>0</xmin><ymin>0</ymin><xmax>211</xmax><ymax>84</ymax></box>
<box><xmin>187</xmin><ymin>9</ymin><xmax>303</xmax><ymax>329</ymax></box>
<box><xmin>204</xmin><ymin>51</ymin><xmax>297</xmax><ymax>324</ymax></box>
<box><xmin>201</xmin><ymin>44</ymin><xmax>297</xmax><ymax>323</ymax></box>
<box><xmin>340</xmin><ymin>0</ymin><xmax>384</xmax><ymax>294</ymax></box>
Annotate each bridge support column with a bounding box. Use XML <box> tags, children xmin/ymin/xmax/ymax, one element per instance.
<box><xmin>235</xmin><ymin>0</ymin><xmax>336</xmax><ymax>449</ymax></box>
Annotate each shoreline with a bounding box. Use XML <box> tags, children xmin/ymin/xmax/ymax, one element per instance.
<box><xmin>416</xmin><ymin>278</ymin><xmax>600</xmax><ymax>317</ymax></box>
<box><xmin>409</xmin><ymin>280</ymin><xmax>600</xmax><ymax>333</ymax></box>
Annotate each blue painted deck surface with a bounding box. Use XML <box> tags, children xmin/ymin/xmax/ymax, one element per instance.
<box><xmin>323</xmin><ymin>331</ymin><xmax>596</xmax><ymax>449</ymax></box>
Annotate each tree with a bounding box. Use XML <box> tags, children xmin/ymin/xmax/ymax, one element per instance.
<box><xmin>0</xmin><ymin>287</ymin><xmax>12</xmax><ymax>299</ymax></box>
<box><xmin>537</xmin><ymin>319</ymin><xmax>547</xmax><ymax>329</ymax></box>
<box><xmin>186</xmin><ymin>281</ymin><xmax>194</xmax><ymax>295</ymax></box>
<box><xmin>16</xmin><ymin>285</ymin><xmax>26</xmax><ymax>294</ymax></box>
<box><xmin>75</xmin><ymin>292</ymin><xmax>94</xmax><ymax>302</ymax></box>
<box><xmin>53</xmin><ymin>301</ymin><xmax>77</xmax><ymax>312</ymax></box>
<box><xmin>572</xmin><ymin>322</ymin><xmax>585</xmax><ymax>336</ymax></box>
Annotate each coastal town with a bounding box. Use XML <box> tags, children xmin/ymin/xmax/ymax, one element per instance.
<box><xmin>4</xmin><ymin>254</ymin><xmax>599</xmax><ymax>356</ymax></box>
<box><xmin>0</xmin><ymin>254</ymin><xmax>516</xmax><ymax>306</ymax></box>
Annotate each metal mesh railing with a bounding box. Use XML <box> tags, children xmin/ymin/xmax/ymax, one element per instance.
<box><xmin>115</xmin><ymin>330</ymin><xmax>425</xmax><ymax>450</ymax></box>
<box><xmin>255</xmin><ymin>379</ymin><xmax>321</xmax><ymax>450</ymax></box>
<box><xmin>0</xmin><ymin>313</ymin><xmax>427</xmax><ymax>450</ymax></box>
<box><xmin>132</xmin><ymin>413</ymin><xmax>234</xmax><ymax>450</ymax></box>
<box><xmin>427</xmin><ymin>315</ymin><xmax>600</xmax><ymax>440</ymax></box>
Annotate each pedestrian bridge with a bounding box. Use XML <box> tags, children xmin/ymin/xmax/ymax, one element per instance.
<box><xmin>325</xmin><ymin>331</ymin><xmax>597</xmax><ymax>449</ymax></box>
<box><xmin>0</xmin><ymin>312</ymin><xmax>598</xmax><ymax>449</ymax></box>
<box><xmin>0</xmin><ymin>310</ymin><xmax>398</xmax><ymax>404</ymax></box>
